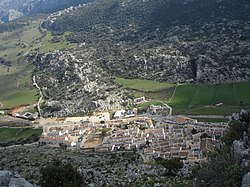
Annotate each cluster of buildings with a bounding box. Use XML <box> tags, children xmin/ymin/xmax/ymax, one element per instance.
<box><xmin>36</xmin><ymin>107</ymin><xmax>227</xmax><ymax>163</ymax></box>
<box><xmin>39</xmin><ymin>112</ymin><xmax>111</xmax><ymax>147</ymax></box>
<box><xmin>96</xmin><ymin>118</ymin><xmax>227</xmax><ymax>163</ymax></box>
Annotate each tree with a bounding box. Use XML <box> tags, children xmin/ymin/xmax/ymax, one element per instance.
<box><xmin>224</xmin><ymin>164</ymin><xmax>242</xmax><ymax>187</ymax></box>
<box><xmin>222</xmin><ymin>120</ymin><xmax>248</xmax><ymax>145</ymax></box>
<box><xmin>191</xmin><ymin>127</ymin><xmax>198</xmax><ymax>134</ymax></box>
<box><xmin>197</xmin><ymin>145</ymin><xmax>243</xmax><ymax>187</ymax></box>
<box><xmin>39</xmin><ymin>159</ymin><xmax>86</xmax><ymax>187</ymax></box>
<box><xmin>155</xmin><ymin>157</ymin><xmax>183</xmax><ymax>176</ymax></box>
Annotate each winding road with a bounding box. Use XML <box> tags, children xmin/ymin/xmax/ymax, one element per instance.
<box><xmin>32</xmin><ymin>75</ymin><xmax>43</xmax><ymax>117</ymax></box>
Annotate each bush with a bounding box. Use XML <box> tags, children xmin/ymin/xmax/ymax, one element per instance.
<box><xmin>222</xmin><ymin>120</ymin><xmax>248</xmax><ymax>145</ymax></box>
<box><xmin>39</xmin><ymin>159</ymin><xmax>86</xmax><ymax>187</ymax></box>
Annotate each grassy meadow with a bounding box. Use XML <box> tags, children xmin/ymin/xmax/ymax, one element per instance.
<box><xmin>39</xmin><ymin>31</ymin><xmax>74</xmax><ymax>53</ymax></box>
<box><xmin>115</xmin><ymin>77</ymin><xmax>175</xmax><ymax>92</ymax></box>
<box><xmin>0</xmin><ymin>127</ymin><xmax>42</xmax><ymax>142</ymax></box>
<box><xmin>0</xmin><ymin>64</ymin><xmax>38</xmax><ymax>108</ymax></box>
<box><xmin>0</xmin><ymin>19</ymin><xmax>42</xmax><ymax>108</ymax></box>
<box><xmin>169</xmin><ymin>83</ymin><xmax>250</xmax><ymax>115</ymax></box>
<box><xmin>116</xmin><ymin>77</ymin><xmax>250</xmax><ymax>115</ymax></box>
<box><xmin>0</xmin><ymin>18</ymin><xmax>74</xmax><ymax>109</ymax></box>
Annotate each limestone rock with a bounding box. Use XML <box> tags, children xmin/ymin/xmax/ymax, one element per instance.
<box><xmin>0</xmin><ymin>170</ymin><xmax>11</xmax><ymax>186</ymax></box>
<box><xmin>0</xmin><ymin>171</ymin><xmax>34</xmax><ymax>187</ymax></box>
<box><xmin>30</xmin><ymin>50</ymin><xmax>131</xmax><ymax>117</ymax></box>
<box><xmin>241</xmin><ymin>172</ymin><xmax>250</xmax><ymax>187</ymax></box>
<box><xmin>233</xmin><ymin>140</ymin><xmax>245</xmax><ymax>164</ymax></box>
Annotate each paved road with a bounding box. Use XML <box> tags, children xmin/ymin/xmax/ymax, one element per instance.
<box><xmin>182</xmin><ymin>115</ymin><xmax>231</xmax><ymax>119</ymax></box>
<box><xmin>141</xmin><ymin>114</ymin><xmax>230</xmax><ymax>124</ymax></box>
<box><xmin>32</xmin><ymin>75</ymin><xmax>43</xmax><ymax>116</ymax></box>
<box><xmin>0</xmin><ymin>116</ymin><xmax>32</xmax><ymax>125</ymax></box>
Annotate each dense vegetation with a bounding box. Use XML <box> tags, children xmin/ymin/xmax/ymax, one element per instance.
<box><xmin>44</xmin><ymin>0</ymin><xmax>250</xmax><ymax>83</ymax></box>
<box><xmin>39</xmin><ymin>159</ymin><xmax>86</xmax><ymax>187</ymax></box>
<box><xmin>195</xmin><ymin>114</ymin><xmax>250</xmax><ymax>187</ymax></box>
<box><xmin>0</xmin><ymin>21</ymin><xmax>26</xmax><ymax>33</ymax></box>
<box><xmin>46</xmin><ymin>0</ymin><xmax>250</xmax><ymax>37</ymax></box>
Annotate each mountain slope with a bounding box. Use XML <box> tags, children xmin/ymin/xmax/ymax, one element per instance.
<box><xmin>0</xmin><ymin>0</ymin><xmax>92</xmax><ymax>22</ymax></box>
<box><xmin>30</xmin><ymin>49</ymin><xmax>131</xmax><ymax>117</ymax></box>
<box><xmin>44</xmin><ymin>0</ymin><xmax>250</xmax><ymax>83</ymax></box>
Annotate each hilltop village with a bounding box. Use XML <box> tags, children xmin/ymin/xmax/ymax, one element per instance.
<box><xmin>34</xmin><ymin>106</ymin><xmax>227</xmax><ymax>164</ymax></box>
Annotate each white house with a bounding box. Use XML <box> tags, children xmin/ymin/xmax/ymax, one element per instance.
<box><xmin>114</xmin><ymin>110</ymin><xmax>126</xmax><ymax>119</ymax></box>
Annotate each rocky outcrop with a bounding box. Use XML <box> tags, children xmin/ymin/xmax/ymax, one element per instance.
<box><xmin>241</xmin><ymin>172</ymin><xmax>250</xmax><ymax>187</ymax></box>
<box><xmin>0</xmin><ymin>0</ymin><xmax>90</xmax><ymax>23</ymax></box>
<box><xmin>233</xmin><ymin>140</ymin><xmax>246</xmax><ymax>164</ymax></box>
<box><xmin>0</xmin><ymin>9</ymin><xmax>23</xmax><ymax>22</ymax></box>
<box><xmin>0</xmin><ymin>146</ymin><xmax>171</xmax><ymax>187</ymax></box>
<box><xmin>0</xmin><ymin>170</ymin><xmax>34</xmax><ymax>187</ymax></box>
<box><xmin>30</xmin><ymin>49</ymin><xmax>131</xmax><ymax>117</ymax></box>
<box><xmin>231</xmin><ymin>109</ymin><xmax>250</xmax><ymax>185</ymax></box>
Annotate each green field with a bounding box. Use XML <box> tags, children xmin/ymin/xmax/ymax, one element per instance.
<box><xmin>115</xmin><ymin>77</ymin><xmax>175</xmax><ymax>92</ymax></box>
<box><xmin>39</xmin><ymin>31</ymin><xmax>74</xmax><ymax>53</ymax></box>
<box><xmin>0</xmin><ymin>17</ymin><xmax>74</xmax><ymax>108</ymax></box>
<box><xmin>0</xmin><ymin>127</ymin><xmax>42</xmax><ymax>142</ymax></box>
<box><xmin>0</xmin><ymin>18</ymin><xmax>43</xmax><ymax>108</ymax></box>
<box><xmin>116</xmin><ymin>77</ymin><xmax>250</xmax><ymax>115</ymax></box>
<box><xmin>0</xmin><ymin>64</ymin><xmax>38</xmax><ymax>108</ymax></box>
<box><xmin>169</xmin><ymin>83</ymin><xmax>250</xmax><ymax>115</ymax></box>
<box><xmin>0</xmin><ymin>19</ymin><xmax>43</xmax><ymax>64</ymax></box>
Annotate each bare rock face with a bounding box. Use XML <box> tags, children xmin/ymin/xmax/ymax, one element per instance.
<box><xmin>233</xmin><ymin>140</ymin><xmax>246</xmax><ymax>164</ymax></box>
<box><xmin>0</xmin><ymin>170</ymin><xmax>34</xmax><ymax>187</ymax></box>
<box><xmin>0</xmin><ymin>170</ymin><xmax>11</xmax><ymax>186</ymax></box>
<box><xmin>242</xmin><ymin>172</ymin><xmax>250</xmax><ymax>187</ymax></box>
<box><xmin>0</xmin><ymin>9</ymin><xmax>23</xmax><ymax>22</ymax></box>
<box><xmin>0</xmin><ymin>0</ymin><xmax>90</xmax><ymax>23</ymax></box>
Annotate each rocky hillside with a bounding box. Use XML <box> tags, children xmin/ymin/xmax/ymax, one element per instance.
<box><xmin>44</xmin><ymin>0</ymin><xmax>250</xmax><ymax>83</ymax></box>
<box><xmin>0</xmin><ymin>145</ymin><xmax>187</xmax><ymax>186</ymax></box>
<box><xmin>30</xmin><ymin>49</ymin><xmax>131</xmax><ymax>117</ymax></box>
<box><xmin>0</xmin><ymin>170</ymin><xmax>35</xmax><ymax>187</ymax></box>
<box><xmin>0</xmin><ymin>0</ymin><xmax>92</xmax><ymax>22</ymax></box>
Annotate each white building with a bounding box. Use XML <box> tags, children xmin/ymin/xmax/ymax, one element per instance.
<box><xmin>114</xmin><ymin>110</ymin><xmax>126</xmax><ymax>119</ymax></box>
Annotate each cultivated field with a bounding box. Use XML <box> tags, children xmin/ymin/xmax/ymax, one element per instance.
<box><xmin>116</xmin><ymin>77</ymin><xmax>250</xmax><ymax>115</ymax></box>
<box><xmin>0</xmin><ymin>127</ymin><xmax>42</xmax><ymax>142</ymax></box>
<box><xmin>0</xmin><ymin>64</ymin><xmax>38</xmax><ymax>108</ymax></box>
<box><xmin>169</xmin><ymin>83</ymin><xmax>250</xmax><ymax>115</ymax></box>
<box><xmin>115</xmin><ymin>77</ymin><xmax>176</xmax><ymax>107</ymax></box>
<box><xmin>115</xmin><ymin>77</ymin><xmax>175</xmax><ymax>92</ymax></box>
